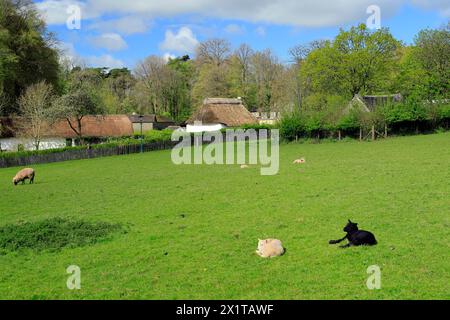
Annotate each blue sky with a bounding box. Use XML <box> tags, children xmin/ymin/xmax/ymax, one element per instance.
<box><xmin>34</xmin><ymin>0</ymin><xmax>449</xmax><ymax>69</ymax></box>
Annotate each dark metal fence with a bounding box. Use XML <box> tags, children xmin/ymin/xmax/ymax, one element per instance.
<box><xmin>0</xmin><ymin>129</ymin><xmax>273</xmax><ymax>168</ymax></box>
<box><xmin>0</xmin><ymin>140</ymin><xmax>179</xmax><ymax>168</ymax></box>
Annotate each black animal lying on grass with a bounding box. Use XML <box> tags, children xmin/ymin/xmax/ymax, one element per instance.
<box><xmin>329</xmin><ymin>220</ymin><xmax>377</xmax><ymax>248</ymax></box>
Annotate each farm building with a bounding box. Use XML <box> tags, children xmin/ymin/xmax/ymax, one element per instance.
<box><xmin>343</xmin><ymin>94</ymin><xmax>404</xmax><ymax>140</ymax></box>
<box><xmin>186</xmin><ymin>98</ymin><xmax>257</xmax><ymax>132</ymax></box>
<box><xmin>0</xmin><ymin>115</ymin><xmax>134</xmax><ymax>152</ymax></box>
<box><xmin>251</xmin><ymin>111</ymin><xmax>281</xmax><ymax>125</ymax></box>
<box><xmin>128</xmin><ymin>114</ymin><xmax>175</xmax><ymax>133</ymax></box>
<box><xmin>346</xmin><ymin>94</ymin><xmax>403</xmax><ymax>113</ymax></box>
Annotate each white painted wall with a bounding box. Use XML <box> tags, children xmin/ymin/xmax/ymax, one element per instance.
<box><xmin>186</xmin><ymin>123</ymin><xmax>226</xmax><ymax>133</ymax></box>
<box><xmin>0</xmin><ymin>137</ymin><xmax>66</xmax><ymax>152</ymax></box>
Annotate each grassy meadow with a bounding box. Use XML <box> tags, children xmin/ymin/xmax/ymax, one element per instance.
<box><xmin>0</xmin><ymin>133</ymin><xmax>449</xmax><ymax>299</ymax></box>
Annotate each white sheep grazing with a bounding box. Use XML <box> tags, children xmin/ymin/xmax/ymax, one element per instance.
<box><xmin>293</xmin><ymin>158</ymin><xmax>306</xmax><ymax>164</ymax></box>
<box><xmin>256</xmin><ymin>239</ymin><xmax>285</xmax><ymax>258</ymax></box>
<box><xmin>240</xmin><ymin>164</ymin><xmax>250</xmax><ymax>169</ymax></box>
<box><xmin>13</xmin><ymin>168</ymin><xmax>35</xmax><ymax>185</ymax></box>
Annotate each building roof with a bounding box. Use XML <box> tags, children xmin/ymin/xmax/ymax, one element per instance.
<box><xmin>187</xmin><ymin>98</ymin><xmax>257</xmax><ymax>126</ymax></box>
<box><xmin>345</xmin><ymin>94</ymin><xmax>403</xmax><ymax>114</ymax></box>
<box><xmin>128</xmin><ymin>114</ymin><xmax>175</xmax><ymax>123</ymax></box>
<box><xmin>1</xmin><ymin>115</ymin><xmax>134</xmax><ymax>139</ymax></box>
<box><xmin>49</xmin><ymin>115</ymin><xmax>134</xmax><ymax>138</ymax></box>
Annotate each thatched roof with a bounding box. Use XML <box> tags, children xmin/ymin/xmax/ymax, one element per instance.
<box><xmin>49</xmin><ymin>115</ymin><xmax>133</xmax><ymax>138</ymax></box>
<box><xmin>1</xmin><ymin>115</ymin><xmax>133</xmax><ymax>139</ymax></box>
<box><xmin>187</xmin><ymin>98</ymin><xmax>257</xmax><ymax>126</ymax></box>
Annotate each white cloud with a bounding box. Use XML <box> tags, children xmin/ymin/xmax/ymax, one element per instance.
<box><xmin>89</xmin><ymin>33</ymin><xmax>128</xmax><ymax>51</ymax></box>
<box><xmin>225</xmin><ymin>24</ymin><xmax>245</xmax><ymax>34</ymax></box>
<box><xmin>163</xmin><ymin>53</ymin><xmax>176</xmax><ymax>62</ymax></box>
<box><xmin>36</xmin><ymin>0</ymin><xmax>448</xmax><ymax>28</ymax></box>
<box><xmin>55</xmin><ymin>42</ymin><xmax>124</xmax><ymax>69</ymax></box>
<box><xmin>35</xmin><ymin>0</ymin><xmax>96</xmax><ymax>25</ymax></box>
<box><xmin>159</xmin><ymin>27</ymin><xmax>199</xmax><ymax>54</ymax></box>
<box><xmin>85</xmin><ymin>54</ymin><xmax>125</xmax><ymax>69</ymax></box>
<box><xmin>255</xmin><ymin>26</ymin><xmax>266</xmax><ymax>37</ymax></box>
<box><xmin>412</xmin><ymin>0</ymin><xmax>450</xmax><ymax>18</ymax></box>
<box><xmin>88</xmin><ymin>16</ymin><xmax>153</xmax><ymax>35</ymax></box>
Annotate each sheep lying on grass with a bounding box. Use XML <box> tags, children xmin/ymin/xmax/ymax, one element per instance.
<box><xmin>293</xmin><ymin>158</ymin><xmax>306</xmax><ymax>164</ymax></box>
<box><xmin>256</xmin><ymin>239</ymin><xmax>285</xmax><ymax>258</ymax></box>
<box><xmin>12</xmin><ymin>168</ymin><xmax>35</xmax><ymax>186</ymax></box>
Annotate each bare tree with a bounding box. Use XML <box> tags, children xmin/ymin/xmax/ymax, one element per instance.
<box><xmin>234</xmin><ymin>43</ymin><xmax>254</xmax><ymax>84</ymax></box>
<box><xmin>134</xmin><ymin>55</ymin><xmax>185</xmax><ymax>117</ymax></box>
<box><xmin>135</xmin><ymin>55</ymin><xmax>170</xmax><ymax>114</ymax></box>
<box><xmin>196</xmin><ymin>38</ymin><xmax>231</xmax><ymax>66</ymax></box>
<box><xmin>289</xmin><ymin>40</ymin><xmax>328</xmax><ymax>64</ymax></box>
<box><xmin>251</xmin><ymin>49</ymin><xmax>281</xmax><ymax>111</ymax></box>
<box><xmin>17</xmin><ymin>81</ymin><xmax>54</xmax><ymax>150</ymax></box>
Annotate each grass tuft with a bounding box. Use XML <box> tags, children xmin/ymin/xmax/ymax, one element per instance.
<box><xmin>0</xmin><ymin>218</ymin><xmax>124</xmax><ymax>253</ymax></box>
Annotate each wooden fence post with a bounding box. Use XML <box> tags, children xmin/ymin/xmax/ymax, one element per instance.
<box><xmin>371</xmin><ymin>125</ymin><xmax>375</xmax><ymax>141</ymax></box>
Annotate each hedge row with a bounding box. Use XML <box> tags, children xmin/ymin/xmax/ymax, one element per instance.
<box><xmin>279</xmin><ymin>102</ymin><xmax>450</xmax><ymax>141</ymax></box>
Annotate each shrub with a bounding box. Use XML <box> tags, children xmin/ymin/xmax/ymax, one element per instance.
<box><xmin>279</xmin><ymin>113</ymin><xmax>304</xmax><ymax>141</ymax></box>
<box><xmin>0</xmin><ymin>218</ymin><xmax>124</xmax><ymax>253</ymax></box>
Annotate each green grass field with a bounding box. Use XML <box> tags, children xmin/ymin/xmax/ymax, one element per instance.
<box><xmin>0</xmin><ymin>133</ymin><xmax>449</xmax><ymax>300</ymax></box>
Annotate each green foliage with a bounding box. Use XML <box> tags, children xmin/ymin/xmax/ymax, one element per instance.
<box><xmin>0</xmin><ymin>0</ymin><xmax>60</xmax><ymax>114</ymax></box>
<box><xmin>413</xmin><ymin>22</ymin><xmax>450</xmax><ymax>98</ymax></box>
<box><xmin>302</xmin><ymin>24</ymin><xmax>401</xmax><ymax>97</ymax></box>
<box><xmin>0</xmin><ymin>218</ymin><xmax>123</xmax><ymax>253</ymax></box>
<box><xmin>438</xmin><ymin>103</ymin><xmax>450</xmax><ymax>119</ymax></box>
<box><xmin>380</xmin><ymin>99</ymin><xmax>427</xmax><ymax>124</ymax></box>
<box><xmin>239</xmin><ymin>123</ymin><xmax>277</xmax><ymax>130</ymax></box>
<box><xmin>279</xmin><ymin>112</ymin><xmax>304</xmax><ymax>141</ymax></box>
<box><xmin>140</xmin><ymin>129</ymin><xmax>174</xmax><ymax>142</ymax></box>
<box><xmin>0</xmin><ymin>145</ymin><xmax>85</xmax><ymax>160</ymax></box>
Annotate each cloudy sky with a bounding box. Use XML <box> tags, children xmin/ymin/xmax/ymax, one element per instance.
<box><xmin>34</xmin><ymin>0</ymin><xmax>449</xmax><ymax>69</ymax></box>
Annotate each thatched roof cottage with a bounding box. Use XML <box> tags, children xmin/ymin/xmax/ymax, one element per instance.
<box><xmin>0</xmin><ymin>115</ymin><xmax>134</xmax><ymax>151</ymax></box>
<box><xmin>186</xmin><ymin>98</ymin><xmax>257</xmax><ymax>132</ymax></box>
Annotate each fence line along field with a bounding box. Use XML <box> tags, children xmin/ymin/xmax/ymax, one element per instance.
<box><xmin>0</xmin><ymin>133</ymin><xmax>449</xmax><ymax>299</ymax></box>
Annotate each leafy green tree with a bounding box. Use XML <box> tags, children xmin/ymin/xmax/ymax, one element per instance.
<box><xmin>167</xmin><ymin>56</ymin><xmax>195</xmax><ymax>120</ymax></box>
<box><xmin>394</xmin><ymin>46</ymin><xmax>429</xmax><ymax>98</ymax></box>
<box><xmin>302</xmin><ymin>24</ymin><xmax>400</xmax><ymax>97</ymax></box>
<box><xmin>413</xmin><ymin>22</ymin><xmax>450</xmax><ymax>98</ymax></box>
<box><xmin>0</xmin><ymin>0</ymin><xmax>60</xmax><ymax>114</ymax></box>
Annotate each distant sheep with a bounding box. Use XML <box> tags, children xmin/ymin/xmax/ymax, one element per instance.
<box><xmin>293</xmin><ymin>158</ymin><xmax>306</xmax><ymax>164</ymax></box>
<box><xmin>256</xmin><ymin>239</ymin><xmax>285</xmax><ymax>258</ymax></box>
<box><xmin>240</xmin><ymin>164</ymin><xmax>250</xmax><ymax>169</ymax></box>
<box><xmin>12</xmin><ymin>168</ymin><xmax>35</xmax><ymax>186</ymax></box>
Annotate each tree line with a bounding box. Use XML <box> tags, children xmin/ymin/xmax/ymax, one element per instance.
<box><xmin>0</xmin><ymin>0</ymin><xmax>449</xmax><ymax>148</ymax></box>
